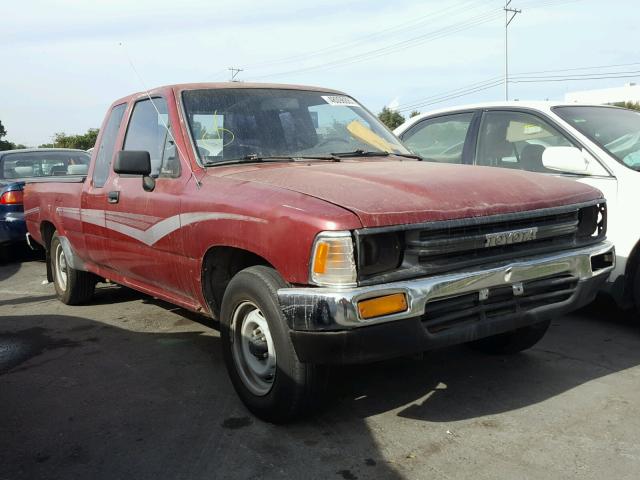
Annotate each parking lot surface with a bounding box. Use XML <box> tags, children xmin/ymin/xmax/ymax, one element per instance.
<box><xmin>1</xmin><ymin>252</ymin><xmax>639</xmax><ymax>480</ymax></box>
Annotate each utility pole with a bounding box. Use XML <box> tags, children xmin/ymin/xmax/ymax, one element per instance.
<box><xmin>504</xmin><ymin>1</ymin><xmax>521</xmax><ymax>100</ymax></box>
<box><xmin>228</xmin><ymin>67</ymin><xmax>243</xmax><ymax>82</ymax></box>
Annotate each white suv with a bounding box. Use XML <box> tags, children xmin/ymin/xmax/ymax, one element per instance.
<box><xmin>395</xmin><ymin>102</ymin><xmax>640</xmax><ymax>312</ymax></box>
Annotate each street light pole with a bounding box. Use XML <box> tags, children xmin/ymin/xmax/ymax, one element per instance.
<box><xmin>504</xmin><ymin>1</ymin><xmax>522</xmax><ymax>101</ymax></box>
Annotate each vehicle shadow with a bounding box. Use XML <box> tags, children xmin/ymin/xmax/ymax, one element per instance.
<box><xmin>0</xmin><ymin>313</ymin><xmax>403</xmax><ymax>480</ymax></box>
<box><xmin>4</xmin><ymin>284</ymin><xmax>639</xmax><ymax>479</ymax></box>
<box><xmin>329</xmin><ymin>297</ymin><xmax>640</xmax><ymax>423</ymax></box>
<box><xmin>0</xmin><ymin>244</ymin><xmax>43</xmax><ymax>282</ymax></box>
<box><xmin>90</xmin><ymin>283</ymin><xmax>219</xmax><ymax>327</ymax></box>
<box><xmin>54</xmin><ymin>283</ymin><xmax>640</xmax><ymax>426</ymax></box>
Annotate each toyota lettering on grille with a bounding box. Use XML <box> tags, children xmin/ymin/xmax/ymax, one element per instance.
<box><xmin>485</xmin><ymin>227</ymin><xmax>538</xmax><ymax>248</ymax></box>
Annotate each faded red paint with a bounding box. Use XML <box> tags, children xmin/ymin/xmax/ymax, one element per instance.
<box><xmin>24</xmin><ymin>83</ymin><xmax>604</xmax><ymax>316</ymax></box>
<box><xmin>225</xmin><ymin>160</ymin><xmax>601</xmax><ymax>227</ymax></box>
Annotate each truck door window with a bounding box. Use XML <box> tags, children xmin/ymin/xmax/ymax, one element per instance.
<box><xmin>476</xmin><ymin>111</ymin><xmax>573</xmax><ymax>172</ymax></box>
<box><xmin>401</xmin><ymin>113</ymin><xmax>473</xmax><ymax>163</ymax></box>
<box><xmin>123</xmin><ymin>98</ymin><xmax>174</xmax><ymax>177</ymax></box>
<box><xmin>93</xmin><ymin>103</ymin><xmax>126</xmax><ymax>188</ymax></box>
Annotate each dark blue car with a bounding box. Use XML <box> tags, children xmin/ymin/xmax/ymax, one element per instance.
<box><xmin>0</xmin><ymin>149</ymin><xmax>91</xmax><ymax>251</ymax></box>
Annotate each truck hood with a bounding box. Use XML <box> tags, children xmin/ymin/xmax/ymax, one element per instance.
<box><xmin>224</xmin><ymin>160</ymin><xmax>603</xmax><ymax>228</ymax></box>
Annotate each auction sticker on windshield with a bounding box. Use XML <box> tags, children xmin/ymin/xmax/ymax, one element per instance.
<box><xmin>322</xmin><ymin>95</ymin><xmax>359</xmax><ymax>107</ymax></box>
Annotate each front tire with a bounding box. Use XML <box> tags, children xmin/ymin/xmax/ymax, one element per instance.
<box><xmin>51</xmin><ymin>233</ymin><xmax>96</xmax><ymax>305</ymax></box>
<box><xmin>220</xmin><ymin>266</ymin><xmax>327</xmax><ymax>423</ymax></box>
<box><xmin>468</xmin><ymin>320</ymin><xmax>550</xmax><ymax>354</ymax></box>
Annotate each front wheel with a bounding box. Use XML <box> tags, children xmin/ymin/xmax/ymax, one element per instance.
<box><xmin>220</xmin><ymin>266</ymin><xmax>327</xmax><ymax>423</ymax></box>
<box><xmin>51</xmin><ymin>233</ymin><xmax>96</xmax><ymax>305</ymax></box>
<box><xmin>468</xmin><ymin>320</ymin><xmax>551</xmax><ymax>355</ymax></box>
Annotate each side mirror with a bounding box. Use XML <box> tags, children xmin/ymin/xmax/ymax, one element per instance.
<box><xmin>542</xmin><ymin>146</ymin><xmax>590</xmax><ymax>174</ymax></box>
<box><xmin>114</xmin><ymin>151</ymin><xmax>151</xmax><ymax>176</ymax></box>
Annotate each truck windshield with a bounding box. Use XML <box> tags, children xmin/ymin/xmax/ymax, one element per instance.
<box><xmin>181</xmin><ymin>88</ymin><xmax>410</xmax><ymax>164</ymax></box>
<box><xmin>1</xmin><ymin>151</ymin><xmax>90</xmax><ymax>179</ymax></box>
<box><xmin>553</xmin><ymin>105</ymin><xmax>640</xmax><ymax>171</ymax></box>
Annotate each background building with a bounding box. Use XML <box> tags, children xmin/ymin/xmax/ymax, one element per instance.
<box><xmin>565</xmin><ymin>83</ymin><xmax>640</xmax><ymax>104</ymax></box>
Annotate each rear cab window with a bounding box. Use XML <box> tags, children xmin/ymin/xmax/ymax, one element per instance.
<box><xmin>1</xmin><ymin>151</ymin><xmax>90</xmax><ymax>180</ymax></box>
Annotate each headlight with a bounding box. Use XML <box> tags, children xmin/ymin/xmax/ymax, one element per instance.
<box><xmin>310</xmin><ymin>231</ymin><xmax>357</xmax><ymax>287</ymax></box>
<box><xmin>358</xmin><ymin>232</ymin><xmax>402</xmax><ymax>277</ymax></box>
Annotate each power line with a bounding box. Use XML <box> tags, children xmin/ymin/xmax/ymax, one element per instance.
<box><xmin>250</xmin><ymin>8</ymin><xmax>503</xmax><ymax>80</ymax></box>
<box><xmin>396</xmin><ymin>59</ymin><xmax>640</xmax><ymax>111</ymax></box>
<box><xmin>514</xmin><ymin>61</ymin><xmax>640</xmax><ymax>76</ymax></box>
<box><xmin>208</xmin><ymin>0</ymin><xmax>587</xmax><ymax>83</ymax></box>
<box><xmin>397</xmin><ymin>77</ymin><xmax>504</xmax><ymax>111</ymax></box>
<box><xmin>510</xmin><ymin>72</ymin><xmax>640</xmax><ymax>83</ymax></box>
<box><xmin>399</xmin><ymin>72</ymin><xmax>640</xmax><ymax>112</ymax></box>
<box><xmin>397</xmin><ymin>80</ymin><xmax>505</xmax><ymax>112</ymax></box>
<box><xmin>243</xmin><ymin>0</ymin><xmax>487</xmax><ymax>71</ymax></box>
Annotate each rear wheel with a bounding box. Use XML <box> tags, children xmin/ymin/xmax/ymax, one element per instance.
<box><xmin>51</xmin><ymin>233</ymin><xmax>96</xmax><ymax>305</ymax></box>
<box><xmin>468</xmin><ymin>320</ymin><xmax>551</xmax><ymax>355</ymax></box>
<box><xmin>220</xmin><ymin>265</ymin><xmax>327</xmax><ymax>423</ymax></box>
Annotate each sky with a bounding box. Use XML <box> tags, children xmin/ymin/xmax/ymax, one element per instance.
<box><xmin>1</xmin><ymin>0</ymin><xmax>638</xmax><ymax>146</ymax></box>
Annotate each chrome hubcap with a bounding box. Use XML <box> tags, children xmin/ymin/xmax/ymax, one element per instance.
<box><xmin>54</xmin><ymin>243</ymin><xmax>68</xmax><ymax>291</ymax></box>
<box><xmin>231</xmin><ymin>301</ymin><xmax>276</xmax><ymax>396</ymax></box>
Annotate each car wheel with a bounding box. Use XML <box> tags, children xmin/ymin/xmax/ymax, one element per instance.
<box><xmin>220</xmin><ymin>265</ymin><xmax>328</xmax><ymax>423</ymax></box>
<box><xmin>51</xmin><ymin>232</ymin><xmax>96</xmax><ymax>305</ymax></box>
<box><xmin>468</xmin><ymin>320</ymin><xmax>550</xmax><ymax>354</ymax></box>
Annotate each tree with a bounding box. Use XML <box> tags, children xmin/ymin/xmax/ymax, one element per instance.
<box><xmin>409</xmin><ymin>110</ymin><xmax>421</xmax><ymax>118</ymax></box>
<box><xmin>614</xmin><ymin>101</ymin><xmax>640</xmax><ymax>112</ymax></box>
<box><xmin>378</xmin><ymin>107</ymin><xmax>405</xmax><ymax>130</ymax></box>
<box><xmin>39</xmin><ymin>128</ymin><xmax>99</xmax><ymax>150</ymax></box>
<box><xmin>0</xmin><ymin>120</ymin><xmax>20</xmax><ymax>151</ymax></box>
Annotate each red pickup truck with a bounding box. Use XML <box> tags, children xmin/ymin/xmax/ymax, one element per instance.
<box><xmin>25</xmin><ymin>83</ymin><xmax>614</xmax><ymax>422</ymax></box>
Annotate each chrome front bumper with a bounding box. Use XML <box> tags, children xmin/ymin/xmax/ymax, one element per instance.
<box><xmin>279</xmin><ymin>242</ymin><xmax>615</xmax><ymax>332</ymax></box>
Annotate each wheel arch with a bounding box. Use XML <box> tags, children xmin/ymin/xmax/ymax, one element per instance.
<box><xmin>201</xmin><ymin>245</ymin><xmax>275</xmax><ymax>318</ymax></box>
<box><xmin>40</xmin><ymin>221</ymin><xmax>57</xmax><ymax>282</ymax></box>
<box><xmin>623</xmin><ymin>237</ymin><xmax>640</xmax><ymax>306</ymax></box>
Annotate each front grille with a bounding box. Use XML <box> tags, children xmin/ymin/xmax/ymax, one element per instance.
<box><xmin>405</xmin><ymin>210</ymin><xmax>580</xmax><ymax>276</ymax></box>
<box><xmin>355</xmin><ymin>201</ymin><xmax>606</xmax><ymax>285</ymax></box>
<box><xmin>422</xmin><ymin>274</ymin><xmax>578</xmax><ymax>334</ymax></box>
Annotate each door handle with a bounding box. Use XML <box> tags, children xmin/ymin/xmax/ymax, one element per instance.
<box><xmin>107</xmin><ymin>191</ymin><xmax>120</xmax><ymax>204</ymax></box>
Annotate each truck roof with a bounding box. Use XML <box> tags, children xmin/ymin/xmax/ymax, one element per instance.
<box><xmin>111</xmin><ymin>82</ymin><xmax>347</xmax><ymax>106</ymax></box>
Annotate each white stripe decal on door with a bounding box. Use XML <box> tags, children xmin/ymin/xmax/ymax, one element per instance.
<box><xmin>78</xmin><ymin>209</ymin><xmax>265</xmax><ymax>246</ymax></box>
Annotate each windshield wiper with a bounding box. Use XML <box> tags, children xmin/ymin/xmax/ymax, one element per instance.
<box><xmin>391</xmin><ymin>152</ymin><xmax>423</xmax><ymax>161</ymax></box>
<box><xmin>330</xmin><ymin>149</ymin><xmax>422</xmax><ymax>160</ymax></box>
<box><xmin>331</xmin><ymin>149</ymin><xmax>390</xmax><ymax>158</ymax></box>
<box><xmin>203</xmin><ymin>154</ymin><xmax>341</xmax><ymax>167</ymax></box>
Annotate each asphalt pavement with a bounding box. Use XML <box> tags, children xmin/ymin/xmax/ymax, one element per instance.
<box><xmin>1</xmin><ymin>251</ymin><xmax>639</xmax><ymax>480</ymax></box>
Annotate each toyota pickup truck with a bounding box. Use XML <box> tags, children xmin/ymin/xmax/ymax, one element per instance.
<box><xmin>25</xmin><ymin>83</ymin><xmax>615</xmax><ymax>422</ymax></box>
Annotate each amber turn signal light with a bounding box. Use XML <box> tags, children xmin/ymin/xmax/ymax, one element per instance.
<box><xmin>312</xmin><ymin>242</ymin><xmax>330</xmax><ymax>274</ymax></box>
<box><xmin>357</xmin><ymin>293</ymin><xmax>408</xmax><ymax>320</ymax></box>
